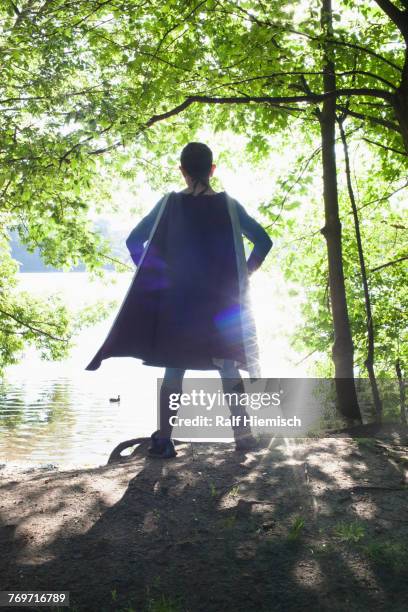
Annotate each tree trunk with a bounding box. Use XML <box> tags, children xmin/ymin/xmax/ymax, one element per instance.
<box><xmin>396</xmin><ymin>360</ymin><xmax>407</xmax><ymax>425</ymax></box>
<box><xmin>319</xmin><ymin>0</ymin><xmax>362</xmax><ymax>422</ymax></box>
<box><xmin>374</xmin><ymin>1</ymin><xmax>408</xmax><ymax>152</ymax></box>
<box><xmin>338</xmin><ymin>121</ymin><xmax>383</xmax><ymax>422</ymax></box>
<box><xmin>394</xmin><ymin>48</ymin><xmax>408</xmax><ymax>154</ymax></box>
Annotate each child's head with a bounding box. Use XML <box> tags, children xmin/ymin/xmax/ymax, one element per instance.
<box><xmin>180</xmin><ymin>142</ymin><xmax>216</xmax><ymax>192</ymax></box>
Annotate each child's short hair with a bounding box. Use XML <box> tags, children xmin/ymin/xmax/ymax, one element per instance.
<box><xmin>180</xmin><ymin>142</ymin><xmax>213</xmax><ymax>182</ymax></box>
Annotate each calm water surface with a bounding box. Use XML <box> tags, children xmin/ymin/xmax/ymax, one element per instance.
<box><xmin>0</xmin><ymin>272</ymin><xmax>304</xmax><ymax>467</ymax></box>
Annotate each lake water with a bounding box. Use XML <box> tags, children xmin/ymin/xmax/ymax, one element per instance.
<box><xmin>0</xmin><ymin>272</ymin><xmax>306</xmax><ymax>467</ymax></box>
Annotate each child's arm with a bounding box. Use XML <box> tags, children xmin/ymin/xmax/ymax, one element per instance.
<box><xmin>125</xmin><ymin>200</ymin><xmax>162</xmax><ymax>265</ymax></box>
<box><xmin>236</xmin><ymin>203</ymin><xmax>273</xmax><ymax>275</ymax></box>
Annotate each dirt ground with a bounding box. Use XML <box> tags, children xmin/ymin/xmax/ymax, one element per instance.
<box><xmin>1</xmin><ymin>427</ymin><xmax>408</xmax><ymax>612</ymax></box>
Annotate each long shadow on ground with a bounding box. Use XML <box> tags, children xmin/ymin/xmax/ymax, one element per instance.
<box><xmin>1</xmin><ymin>429</ymin><xmax>408</xmax><ymax>612</ymax></box>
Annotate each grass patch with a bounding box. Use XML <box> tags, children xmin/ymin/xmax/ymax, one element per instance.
<box><xmin>221</xmin><ymin>515</ymin><xmax>237</xmax><ymax>529</ymax></box>
<box><xmin>333</xmin><ymin>521</ymin><xmax>365</xmax><ymax>543</ymax></box>
<box><xmin>227</xmin><ymin>485</ymin><xmax>240</xmax><ymax>498</ymax></box>
<box><xmin>145</xmin><ymin>595</ymin><xmax>183</xmax><ymax>612</ymax></box>
<box><xmin>287</xmin><ymin>516</ymin><xmax>305</xmax><ymax>542</ymax></box>
<box><xmin>209</xmin><ymin>482</ymin><xmax>217</xmax><ymax>498</ymax></box>
<box><xmin>362</xmin><ymin>539</ymin><xmax>408</xmax><ymax>575</ymax></box>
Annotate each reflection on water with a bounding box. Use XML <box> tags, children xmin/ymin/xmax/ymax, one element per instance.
<box><xmin>0</xmin><ymin>272</ymin><xmax>305</xmax><ymax>467</ymax></box>
<box><xmin>0</xmin><ymin>380</ymin><xmax>75</xmax><ymax>455</ymax></box>
<box><xmin>0</xmin><ymin>374</ymin><xmax>157</xmax><ymax>466</ymax></box>
<box><xmin>0</xmin><ymin>380</ymin><xmax>73</xmax><ymax>429</ymax></box>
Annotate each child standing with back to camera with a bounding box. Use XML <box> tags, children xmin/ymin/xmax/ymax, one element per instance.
<box><xmin>86</xmin><ymin>142</ymin><xmax>272</xmax><ymax>458</ymax></box>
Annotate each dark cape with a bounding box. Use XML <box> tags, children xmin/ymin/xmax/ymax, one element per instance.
<box><xmin>85</xmin><ymin>191</ymin><xmax>260</xmax><ymax>377</ymax></box>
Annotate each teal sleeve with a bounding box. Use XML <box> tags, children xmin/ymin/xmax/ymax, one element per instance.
<box><xmin>236</xmin><ymin>202</ymin><xmax>273</xmax><ymax>273</ymax></box>
<box><xmin>125</xmin><ymin>200</ymin><xmax>162</xmax><ymax>265</ymax></box>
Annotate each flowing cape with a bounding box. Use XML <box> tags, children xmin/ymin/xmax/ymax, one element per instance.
<box><xmin>85</xmin><ymin>192</ymin><xmax>260</xmax><ymax>378</ymax></box>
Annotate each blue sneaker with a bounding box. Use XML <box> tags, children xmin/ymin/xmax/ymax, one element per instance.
<box><xmin>148</xmin><ymin>431</ymin><xmax>177</xmax><ymax>459</ymax></box>
<box><xmin>148</xmin><ymin>430</ymin><xmax>161</xmax><ymax>454</ymax></box>
<box><xmin>158</xmin><ymin>439</ymin><xmax>177</xmax><ymax>459</ymax></box>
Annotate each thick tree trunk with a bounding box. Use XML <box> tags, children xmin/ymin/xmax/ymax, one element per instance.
<box><xmin>320</xmin><ymin>0</ymin><xmax>362</xmax><ymax>422</ymax></box>
<box><xmin>339</xmin><ymin>121</ymin><xmax>383</xmax><ymax>422</ymax></box>
<box><xmin>394</xmin><ymin>49</ymin><xmax>408</xmax><ymax>153</ymax></box>
<box><xmin>396</xmin><ymin>360</ymin><xmax>407</xmax><ymax>425</ymax></box>
<box><xmin>374</xmin><ymin>1</ymin><xmax>408</xmax><ymax>152</ymax></box>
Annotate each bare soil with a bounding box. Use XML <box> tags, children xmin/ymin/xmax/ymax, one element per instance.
<box><xmin>1</xmin><ymin>427</ymin><xmax>408</xmax><ymax>612</ymax></box>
